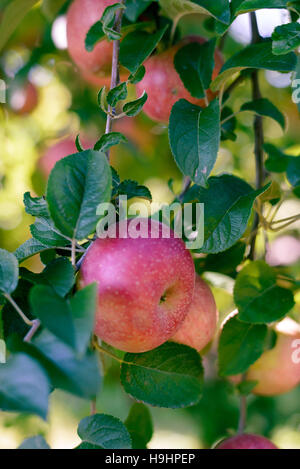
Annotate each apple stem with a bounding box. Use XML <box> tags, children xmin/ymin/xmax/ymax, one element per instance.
<box><xmin>4</xmin><ymin>293</ymin><xmax>34</xmax><ymax>327</ymax></box>
<box><xmin>105</xmin><ymin>0</ymin><xmax>126</xmax><ymax>160</ymax></box>
<box><xmin>24</xmin><ymin>319</ymin><xmax>41</xmax><ymax>343</ymax></box>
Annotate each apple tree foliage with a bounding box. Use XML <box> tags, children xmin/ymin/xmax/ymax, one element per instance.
<box><xmin>0</xmin><ymin>0</ymin><xmax>299</xmax><ymax>449</ymax></box>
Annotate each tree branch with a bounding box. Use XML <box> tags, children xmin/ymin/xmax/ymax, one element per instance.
<box><xmin>249</xmin><ymin>12</ymin><xmax>265</xmax><ymax>261</ymax></box>
<box><xmin>105</xmin><ymin>1</ymin><xmax>125</xmax><ymax>160</ymax></box>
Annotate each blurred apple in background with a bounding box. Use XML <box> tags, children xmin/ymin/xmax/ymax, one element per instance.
<box><xmin>216</xmin><ymin>434</ymin><xmax>278</xmax><ymax>449</ymax></box>
<box><xmin>266</xmin><ymin>235</ymin><xmax>300</xmax><ymax>266</ymax></box>
<box><xmin>9</xmin><ymin>81</ymin><xmax>38</xmax><ymax>115</ymax></box>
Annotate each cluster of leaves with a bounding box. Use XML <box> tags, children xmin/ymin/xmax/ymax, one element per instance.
<box><xmin>0</xmin><ymin>0</ymin><xmax>300</xmax><ymax>450</ymax></box>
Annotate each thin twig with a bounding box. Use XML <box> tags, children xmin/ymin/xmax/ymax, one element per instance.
<box><xmin>249</xmin><ymin>12</ymin><xmax>265</xmax><ymax>261</ymax></box>
<box><xmin>105</xmin><ymin>1</ymin><xmax>125</xmax><ymax>160</ymax></box>
<box><xmin>4</xmin><ymin>293</ymin><xmax>33</xmax><ymax>326</ymax></box>
<box><xmin>24</xmin><ymin>319</ymin><xmax>41</xmax><ymax>343</ymax></box>
<box><xmin>71</xmin><ymin>239</ymin><xmax>76</xmax><ymax>267</ymax></box>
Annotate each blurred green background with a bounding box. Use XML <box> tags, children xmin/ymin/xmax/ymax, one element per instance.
<box><xmin>0</xmin><ymin>2</ymin><xmax>299</xmax><ymax>449</ymax></box>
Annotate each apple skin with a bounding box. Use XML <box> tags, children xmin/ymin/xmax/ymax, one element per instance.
<box><xmin>136</xmin><ymin>36</ymin><xmax>223</xmax><ymax>123</ymax></box>
<box><xmin>245</xmin><ymin>318</ymin><xmax>300</xmax><ymax>396</ymax></box>
<box><xmin>79</xmin><ymin>218</ymin><xmax>195</xmax><ymax>353</ymax></box>
<box><xmin>171</xmin><ymin>275</ymin><xmax>218</xmax><ymax>352</ymax></box>
<box><xmin>39</xmin><ymin>137</ymin><xmax>94</xmax><ymax>177</ymax></box>
<box><xmin>10</xmin><ymin>82</ymin><xmax>38</xmax><ymax>115</ymax></box>
<box><xmin>266</xmin><ymin>235</ymin><xmax>300</xmax><ymax>266</ymax></box>
<box><xmin>67</xmin><ymin>0</ymin><xmax>121</xmax><ymax>76</ymax></box>
<box><xmin>216</xmin><ymin>434</ymin><xmax>278</xmax><ymax>449</ymax></box>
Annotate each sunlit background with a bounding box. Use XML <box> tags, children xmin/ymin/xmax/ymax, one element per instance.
<box><xmin>0</xmin><ymin>2</ymin><xmax>299</xmax><ymax>449</ymax></box>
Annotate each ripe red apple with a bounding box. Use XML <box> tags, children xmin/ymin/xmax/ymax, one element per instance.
<box><xmin>67</xmin><ymin>0</ymin><xmax>128</xmax><ymax>81</ymax></box>
<box><xmin>245</xmin><ymin>318</ymin><xmax>300</xmax><ymax>396</ymax></box>
<box><xmin>10</xmin><ymin>82</ymin><xmax>38</xmax><ymax>115</ymax></box>
<box><xmin>136</xmin><ymin>36</ymin><xmax>223</xmax><ymax>122</ymax></box>
<box><xmin>39</xmin><ymin>137</ymin><xmax>94</xmax><ymax>177</ymax></box>
<box><xmin>171</xmin><ymin>275</ymin><xmax>218</xmax><ymax>352</ymax></box>
<box><xmin>216</xmin><ymin>434</ymin><xmax>278</xmax><ymax>449</ymax></box>
<box><xmin>79</xmin><ymin>218</ymin><xmax>195</xmax><ymax>353</ymax></box>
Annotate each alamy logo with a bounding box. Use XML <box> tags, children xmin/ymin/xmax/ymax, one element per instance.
<box><xmin>292</xmin><ymin>79</ymin><xmax>300</xmax><ymax>105</ymax></box>
<box><xmin>292</xmin><ymin>339</ymin><xmax>300</xmax><ymax>364</ymax></box>
<box><xmin>0</xmin><ymin>79</ymin><xmax>6</xmax><ymax>103</ymax></box>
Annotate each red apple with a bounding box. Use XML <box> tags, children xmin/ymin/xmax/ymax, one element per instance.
<box><xmin>39</xmin><ymin>137</ymin><xmax>94</xmax><ymax>177</ymax></box>
<box><xmin>216</xmin><ymin>434</ymin><xmax>278</xmax><ymax>449</ymax></box>
<box><xmin>10</xmin><ymin>82</ymin><xmax>38</xmax><ymax>115</ymax></box>
<box><xmin>79</xmin><ymin>218</ymin><xmax>195</xmax><ymax>353</ymax></box>
<box><xmin>136</xmin><ymin>36</ymin><xmax>223</xmax><ymax>123</ymax></box>
<box><xmin>245</xmin><ymin>318</ymin><xmax>300</xmax><ymax>396</ymax></box>
<box><xmin>67</xmin><ymin>0</ymin><xmax>127</xmax><ymax>80</ymax></box>
<box><xmin>171</xmin><ymin>275</ymin><xmax>218</xmax><ymax>352</ymax></box>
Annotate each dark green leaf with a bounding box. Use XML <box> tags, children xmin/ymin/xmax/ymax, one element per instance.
<box><xmin>174</xmin><ymin>40</ymin><xmax>216</xmax><ymax>99</ymax></box>
<box><xmin>120</xmin><ymin>26</ymin><xmax>168</xmax><ymax>74</ymax></box>
<box><xmin>233</xmin><ymin>0</ymin><xmax>291</xmax><ymax>15</ymax></box>
<box><xmin>159</xmin><ymin>0</ymin><xmax>231</xmax><ymax>24</ymax></box>
<box><xmin>236</xmin><ymin>380</ymin><xmax>259</xmax><ymax>395</ymax></box>
<box><xmin>169</xmin><ymin>99</ymin><xmax>220</xmax><ymax>187</ymax></box>
<box><xmin>218</xmin><ymin>316</ymin><xmax>267</xmax><ymax>376</ymax></box>
<box><xmin>195</xmin><ymin>242</ymin><xmax>246</xmax><ymax>276</ymax></box>
<box><xmin>286</xmin><ymin>156</ymin><xmax>300</xmax><ymax>187</ymax></box>
<box><xmin>32</xmin><ymin>330</ymin><xmax>101</xmax><ymax>399</ymax></box>
<box><xmin>94</xmin><ymin>132</ymin><xmax>128</xmax><ymax>152</ymax></box>
<box><xmin>78</xmin><ymin>414</ymin><xmax>132</xmax><ymax>449</ymax></box>
<box><xmin>272</xmin><ymin>22</ymin><xmax>300</xmax><ymax>55</ymax></box>
<box><xmin>18</xmin><ymin>436</ymin><xmax>50</xmax><ymax>449</ymax></box>
<box><xmin>30</xmin><ymin>217</ymin><xmax>69</xmax><ymax>247</ymax></box>
<box><xmin>114</xmin><ymin>179</ymin><xmax>152</xmax><ymax>201</ymax></box>
<box><xmin>125</xmin><ymin>0</ymin><xmax>153</xmax><ymax>22</ymax></box>
<box><xmin>23</xmin><ymin>192</ymin><xmax>49</xmax><ymax>218</ymax></box>
<box><xmin>123</xmin><ymin>91</ymin><xmax>148</xmax><ymax>117</ymax></box>
<box><xmin>211</xmin><ymin>40</ymin><xmax>296</xmax><ymax>91</ymax></box>
<box><xmin>241</xmin><ymin>98</ymin><xmax>285</xmax><ymax>129</ymax></box>
<box><xmin>264</xmin><ymin>143</ymin><xmax>289</xmax><ymax>172</ymax></box>
<box><xmin>42</xmin><ymin>257</ymin><xmax>75</xmax><ymax>297</ymax></box>
<box><xmin>15</xmin><ymin>238</ymin><xmax>52</xmax><ymax>264</ymax></box>
<box><xmin>75</xmin><ymin>135</ymin><xmax>84</xmax><ymax>152</ymax></box>
<box><xmin>184</xmin><ymin>175</ymin><xmax>270</xmax><ymax>254</ymax></box>
<box><xmin>125</xmin><ymin>403</ymin><xmax>153</xmax><ymax>449</ymax></box>
<box><xmin>107</xmin><ymin>82</ymin><xmax>128</xmax><ymax>107</ymax></box>
<box><xmin>0</xmin><ymin>353</ymin><xmax>50</xmax><ymax>419</ymax></box>
<box><xmin>0</xmin><ymin>249</ymin><xmax>19</xmax><ymax>295</ymax></box>
<box><xmin>128</xmin><ymin>65</ymin><xmax>146</xmax><ymax>84</ymax></box>
<box><xmin>121</xmin><ymin>342</ymin><xmax>204</xmax><ymax>408</ymax></box>
<box><xmin>101</xmin><ymin>3</ymin><xmax>126</xmax><ymax>41</ymax></box>
<box><xmin>47</xmin><ymin>150</ymin><xmax>112</xmax><ymax>240</ymax></box>
<box><xmin>234</xmin><ymin>260</ymin><xmax>295</xmax><ymax>323</ymax></box>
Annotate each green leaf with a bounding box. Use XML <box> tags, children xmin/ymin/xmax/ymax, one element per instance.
<box><xmin>0</xmin><ymin>249</ymin><xmax>19</xmax><ymax>295</ymax></box>
<box><xmin>47</xmin><ymin>150</ymin><xmax>112</xmax><ymax>240</ymax></box>
<box><xmin>120</xmin><ymin>26</ymin><xmax>168</xmax><ymax>74</ymax></box>
<box><xmin>23</xmin><ymin>192</ymin><xmax>49</xmax><ymax>218</ymax></box>
<box><xmin>125</xmin><ymin>403</ymin><xmax>153</xmax><ymax>449</ymax></box>
<box><xmin>264</xmin><ymin>143</ymin><xmax>289</xmax><ymax>172</ymax></box>
<box><xmin>75</xmin><ymin>134</ymin><xmax>84</xmax><ymax>152</ymax></box>
<box><xmin>121</xmin><ymin>342</ymin><xmax>204</xmax><ymax>408</ymax></box>
<box><xmin>113</xmin><ymin>179</ymin><xmax>152</xmax><ymax>201</ymax></box>
<box><xmin>30</xmin><ymin>285</ymin><xmax>76</xmax><ymax>349</ymax></box>
<box><xmin>101</xmin><ymin>3</ymin><xmax>126</xmax><ymax>41</ymax></box>
<box><xmin>125</xmin><ymin>0</ymin><xmax>153</xmax><ymax>22</ymax></box>
<box><xmin>128</xmin><ymin>65</ymin><xmax>146</xmax><ymax>84</ymax></box>
<box><xmin>30</xmin><ymin>217</ymin><xmax>69</xmax><ymax>247</ymax></box>
<box><xmin>30</xmin><ymin>283</ymin><xmax>97</xmax><ymax>355</ymax></box>
<box><xmin>78</xmin><ymin>414</ymin><xmax>132</xmax><ymax>449</ymax></box>
<box><xmin>211</xmin><ymin>40</ymin><xmax>296</xmax><ymax>91</ymax></box>
<box><xmin>218</xmin><ymin>316</ymin><xmax>268</xmax><ymax>376</ymax></box>
<box><xmin>107</xmin><ymin>82</ymin><xmax>128</xmax><ymax>107</ymax></box>
<box><xmin>236</xmin><ymin>380</ymin><xmax>259</xmax><ymax>395</ymax></box>
<box><xmin>159</xmin><ymin>0</ymin><xmax>231</xmax><ymax>24</ymax></box>
<box><xmin>0</xmin><ymin>0</ymin><xmax>39</xmax><ymax>53</ymax></box>
<box><xmin>2</xmin><ymin>280</ymin><xmax>34</xmax><ymax>340</ymax></box>
<box><xmin>272</xmin><ymin>22</ymin><xmax>300</xmax><ymax>55</ymax></box>
<box><xmin>0</xmin><ymin>353</ymin><xmax>50</xmax><ymax>419</ymax></box>
<box><xmin>42</xmin><ymin>257</ymin><xmax>75</xmax><ymax>297</ymax></box>
<box><xmin>94</xmin><ymin>132</ymin><xmax>128</xmax><ymax>152</ymax></box>
<box><xmin>169</xmin><ymin>99</ymin><xmax>221</xmax><ymax>187</ymax></box>
<box><xmin>286</xmin><ymin>155</ymin><xmax>300</xmax><ymax>188</ymax></box>
<box><xmin>32</xmin><ymin>330</ymin><xmax>101</xmax><ymax>399</ymax></box>
<box><xmin>233</xmin><ymin>0</ymin><xmax>291</xmax><ymax>15</ymax></box>
<box><xmin>241</xmin><ymin>98</ymin><xmax>285</xmax><ymax>130</ymax></box>
<box><xmin>18</xmin><ymin>436</ymin><xmax>51</xmax><ymax>449</ymax></box>
<box><xmin>184</xmin><ymin>175</ymin><xmax>270</xmax><ymax>254</ymax></box>
<box><xmin>41</xmin><ymin>0</ymin><xmax>66</xmax><ymax>20</ymax></box>
<box><xmin>15</xmin><ymin>238</ymin><xmax>52</xmax><ymax>264</ymax></box>
<box><xmin>196</xmin><ymin>242</ymin><xmax>246</xmax><ymax>277</ymax></box>
<box><xmin>174</xmin><ymin>39</ymin><xmax>216</xmax><ymax>99</ymax></box>
<box><xmin>234</xmin><ymin>260</ymin><xmax>295</xmax><ymax>323</ymax></box>
<box><xmin>123</xmin><ymin>91</ymin><xmax>148</xmax><ymax>117</ymax></box>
